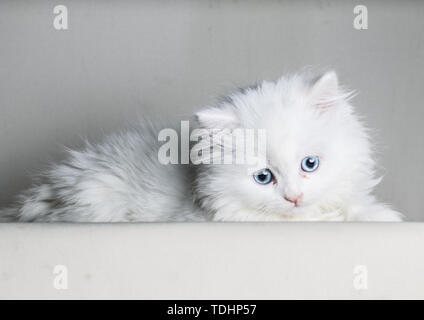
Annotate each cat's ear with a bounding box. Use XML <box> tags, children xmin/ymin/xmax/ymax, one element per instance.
<box><xmin>195</xmin><ymin>106</ymin><xmax>239</xmax><ymax>129</ymax></box>
<box><xmin>309</xmin><ymin>71</ymin><xmax>349</xmax><ymax>109</ymax></box>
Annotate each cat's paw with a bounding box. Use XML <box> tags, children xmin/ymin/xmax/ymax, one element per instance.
<box><xmin>365</xmin><ymin>209</ymin><xmax>404</xmax><ymax>222</ymax></box>
<box><xmin>348</xmin><ymin>204</ymin><xmax>404</xmax><ymax>222</ymax></box>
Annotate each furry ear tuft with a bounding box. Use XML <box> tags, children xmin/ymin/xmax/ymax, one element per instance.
<box><xmin>195</xmin><ymin>107</ymin><xmax>239</xmax><ymax>129</ymax></box>
<box><xmin>309</xmin><ymin>71</ymin><xmax>354</xmax><ymax>109</ymax></box>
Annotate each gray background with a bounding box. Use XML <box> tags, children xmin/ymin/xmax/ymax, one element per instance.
<box><xmin>0</xmin><ymin>0</ymin><xmax>422</xmax><ymax>220</ymax></box>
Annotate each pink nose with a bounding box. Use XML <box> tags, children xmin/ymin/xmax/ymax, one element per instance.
<box><xmin>284</xmin><ymin>193</ymin><xmax>303</xmax><ymax>206</ymax></box>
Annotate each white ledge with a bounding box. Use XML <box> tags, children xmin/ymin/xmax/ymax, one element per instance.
<box><xmin>0</xmin><ymin>222</ymin><xmax>423</xmax><ymax>299</ymax></box>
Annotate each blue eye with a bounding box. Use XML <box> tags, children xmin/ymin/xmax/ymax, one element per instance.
<box><xmin>253</xmin><ymin>168</ymin><xmax>274</xmax><ymax>185</ymax></box>
<box><xmin>301</xmin><ymin>156</ymin><xmax>319</xmax><ymax>172</ymax></box>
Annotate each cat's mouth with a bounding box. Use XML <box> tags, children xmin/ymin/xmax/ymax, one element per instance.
<box><xmin>289</xmin><ymin>203</ymin><xmax>302</xmax><ymax>210</ymax></box>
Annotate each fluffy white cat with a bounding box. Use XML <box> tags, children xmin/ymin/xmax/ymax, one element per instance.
<box><xmin>0</xmin><ymin>70</ymin><xmax>403</xmax><ymax>222</ymax></box>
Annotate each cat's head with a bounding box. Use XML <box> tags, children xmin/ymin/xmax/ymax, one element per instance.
<box><xmin>194</xmin><ymin>71</ymin><xmax>379</xmax><ymax>220</ymax></box>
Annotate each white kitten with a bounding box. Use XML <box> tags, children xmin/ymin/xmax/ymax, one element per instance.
<box><xmin>0</xmin><ymin>70</ymin><xmax>403</xmax><ymax>222</ymax></box>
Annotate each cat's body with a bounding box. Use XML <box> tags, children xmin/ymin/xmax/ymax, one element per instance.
<box><xmin>2</xmin><ymin>125</ymin><xmax>205</xmax><ymax>222</ymax></box>
<box><xmin>1</xmin><ymin>70</ymin><xmax>404</xmax><ymax>222</ymax></box>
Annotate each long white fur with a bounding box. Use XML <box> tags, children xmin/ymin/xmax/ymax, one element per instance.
<box><xmin>0</xmin><ymin>70</ymin><xmax>404</xmax><ymax>222</ymax></box>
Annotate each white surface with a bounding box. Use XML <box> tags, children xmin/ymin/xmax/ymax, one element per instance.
<box><xmin>0</xmin><ymin>222</ymin><xmax>423</xmax><ymax>299</ymax></box>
